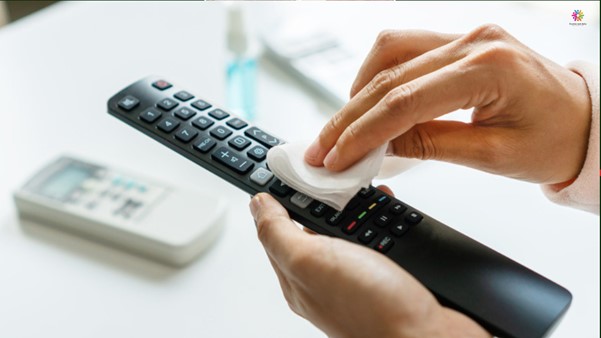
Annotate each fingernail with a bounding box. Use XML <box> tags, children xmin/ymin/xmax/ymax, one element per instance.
<box><xmin>249</xmin><ymin>194</ymin><xmax>262</xmax><ymax>219</ymax></box>
<box><xmin>305</xmin><ymin>139</ymin><xmax>323</xmax><ymax>162</ymax></box>
<box><xmin>323</xmin><ymin>146</ymin><xmax>339</xmax><ymax>169</ymax></box>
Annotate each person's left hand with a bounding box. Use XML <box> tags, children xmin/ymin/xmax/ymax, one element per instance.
<box><xmin>249</xmin><ymin>189</ymin><xmax>490</xmax><ymax>338</ymax></box>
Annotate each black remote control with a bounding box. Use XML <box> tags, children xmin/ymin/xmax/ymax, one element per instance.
<box><xmin>108</xmin><ymin>77</ymin><xmax>571</xmax><ymax>338</ymax></box>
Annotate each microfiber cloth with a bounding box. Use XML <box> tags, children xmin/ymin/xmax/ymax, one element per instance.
<box><xmin>267</xmin><ymin>141</ymin><xmax>420</xmax><ymax>210</ymax></box>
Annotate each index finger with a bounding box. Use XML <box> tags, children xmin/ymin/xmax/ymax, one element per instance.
<box><xmin>350</xmin><ymin>30</ymin><xmax>460</xmax><ymax>98</ymax></box>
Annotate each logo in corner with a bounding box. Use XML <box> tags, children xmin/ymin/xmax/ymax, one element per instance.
<box><xmin>571</xmin><ymin>10</ymin><xmax>585</xmax><ymax>22</ymax></box>
<box><xmin>569</xmin><ymin>10</ymin><xmax>587</xmax><ymax>26</ymax></box>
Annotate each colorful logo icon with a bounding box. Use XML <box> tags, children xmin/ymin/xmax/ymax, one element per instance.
<box><xmin>572</xmin><ymin>10</ymin><xmax>584</xmax><ymax>22</ymax></box>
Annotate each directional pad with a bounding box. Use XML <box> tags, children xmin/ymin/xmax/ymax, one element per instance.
<box><xmin>244</xmin><ymin>127</ymin><xmax>280</xmax><ymax>148</ymax></box>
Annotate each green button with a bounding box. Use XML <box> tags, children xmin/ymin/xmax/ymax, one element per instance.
<box><xmin>358</xmin><ymin>211</ymin><xmax>367</xmax><ymax>219</ymax></box>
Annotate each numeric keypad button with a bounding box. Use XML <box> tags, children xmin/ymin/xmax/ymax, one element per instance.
<box><xmin>175</xmin><ymin>127</ymin><xmax>198</xmax><ymax>143</ymax></box>
<box><xmin>157</xmin><ymin>98</ymin><xmax>178</xmax><ymax>111</ymax></box>
<box><xmin>140</xmin><ymin>108</ymin><xmax>162</xmax><ymax>123</ymax></box>
<box><xmin>209</xmin><ymin>126</ymin><xmax>233</xmax><ymax>140</ymax></box>
<box><xmin>192</xmin><ymin>116</ymin><xmax>214</xmax><ymax>130</ymax></box>
<box><xmin>157</xmin><ymin>118</ymin><xmax>179</xmax><ymax>133</ymax></box>
<box><xmin>208</xmin><ymin>109</ymin><xmax>230</xmax><ymax>120</ymax></box>
<box><xmin>174</xmin><ymin>107</ymin><xmax>196</xmax><ymax>120</ymax></box>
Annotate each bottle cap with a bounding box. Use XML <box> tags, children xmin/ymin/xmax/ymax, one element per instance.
<box><xmin>227</xmin><ymin>3</ymin><xmax>248</xmax><ymax>56</ymax></box>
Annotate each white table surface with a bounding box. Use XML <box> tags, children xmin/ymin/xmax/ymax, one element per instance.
<box><xmin>0</xmin><ymin>2</ymin><xmax>598</xmax><ymax>338</ymax></box>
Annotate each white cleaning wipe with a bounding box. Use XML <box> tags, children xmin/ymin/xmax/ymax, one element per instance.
<box><xmin>267</xmin><ymin>141</ymin><xmax>420</xmax><ymax>210</ymax></box>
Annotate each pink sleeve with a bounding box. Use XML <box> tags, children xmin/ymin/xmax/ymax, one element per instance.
<box><xmin>541</xmin><ymin>61</ymin><xmax>600</xmax><ymax>215</ymax></box>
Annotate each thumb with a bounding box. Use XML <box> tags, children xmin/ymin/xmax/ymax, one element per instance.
<box><xmin>391</xmin><ymin>120</ymin><xmax>498</xmax><ymax>171</ymax></box>
<box><xmin>250</xmin><ymin>193</ymin><xmax>308</xmax><ymax>262</ymax></box>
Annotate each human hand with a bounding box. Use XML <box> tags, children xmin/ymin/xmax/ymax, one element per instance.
<box><xmin>249</xmin><ymin>189</ymin><xmax>490</xmax><ymax>338</ymax></box>
<box><xmin>304</xmin><ymin>24</ymin><xmax>591</xmax><ymax>185</ymax></box>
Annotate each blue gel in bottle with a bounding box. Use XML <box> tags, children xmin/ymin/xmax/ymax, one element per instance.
<box><xmin>226</xmin><ymin>4</ymin><xmax>257</xmax><ymax>121</ymax></box>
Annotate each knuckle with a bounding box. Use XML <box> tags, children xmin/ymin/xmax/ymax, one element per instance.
<box><xmin>256</xmin><ymin>214</ymin><xmax>287</xmax><ymax>244</ymax></box>
<box><xmin>404</xmin><ymin>126</ymin><xmax>438</xmax><ymax>160</ymax></box>
<box><xmin>469</xmin><ymin>41</ymin><xmax>521</xmax><ymax>68</ymax></box>
<box><xmin>374</xmin><ymin>29</ymin><xmax>399</xmax><ymax>49</ymax></box>
<box><xmin>346</xmin><ymin>122</ymin><xmax>360</xmax><ymax>141</ymax></box>
<box><xmin>366</xmin><ymin>68</ymin><xmax>397</xmax><ymax>96</ymax></box>
<box><xmin>337</xmin><ymin>122</ymin><xmax>361</xmax><ymax>150</ymax></box>
<box><xmin>465</xmin><ymin>23</ymin><xmax>508</xmax><ymax>43</ymax></box>
<box><xmin>383</xmin><ymin>85</ymin><xmax>416</xmax><ymax>122</ymax></box>
<box><xmin>255</xmin><ymin>215</ymin><xmax>274</xmax><ymax>243</ymax></box>
<box><xmin>325</xmin><ymin>111</ymin><xmax>344</xmax><ymax>133</ymax></box>
<box><xmin>319</xmin><ymin>112</ymin><xmax>344</xmax><ymax>142</ymax></box>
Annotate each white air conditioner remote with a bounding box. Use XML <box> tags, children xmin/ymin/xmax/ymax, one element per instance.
<box><xmin>14</xmin><ymin>156</ymin><xmax>227</xmax><ymax>266</ymax></box>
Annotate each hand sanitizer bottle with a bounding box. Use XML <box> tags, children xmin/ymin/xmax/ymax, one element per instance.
<box><xmin>226</xmin><ymin>4</ymin><xmax>258</xmax><ymax>121</ymax></box>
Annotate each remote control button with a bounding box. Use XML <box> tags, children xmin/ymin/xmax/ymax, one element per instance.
<box><xmin>390</xmin><ymin>223</ymin><xmax>410</xmax><ymax>237</ymax></box>
<box><xmin>173</xmin><ymin>107</ymin><xmax>196</xmax><ymax>121</ymax></box>
<box><xmin>157</xmin><ymin>118</ymin><xmax>179</xmax><ymax>133</ymax></box>
<box><xmin>208</xmin><ymin>109</ymin><xmax>230</xmax><ymax>120</ymax></box>
<box><xmin>390</xmin><ymin>203</ymin><xmax>407</xmax><ymax>215</ymax></box>
<box><xmin>374</xmin><ymin>214</ymin><xmax>392</xmax><ymax>227</ymax></box>
<box><xmin>247</xmin><ymin>145</ymin><xmax>268</xmax><ymax>162</ymax></box>
<box><xmin>326</xmin><ymin>210</ymin><xmax>345</xmax><ymax>226</ymax></box>
<box><xmin>358</xmin><ymin>187</ymin><xmax>375</xmax><ymax>199</ymax></box>
<box><xmin>152</xmin><ymin>80</ymin><xmax>172</xmax><ymax>90</ymax></box>
<box><xmin>211</xmin><ymin>147</ymin><xmax>254</xmax><ymax>175</ymax></box>
<box><xmin>209</xmin><ymin>126</ymin><xmax>233</xmax><ymax>140</ymax></box>
<box><xmin>174</xmin><ymin>91</ymin><xmax>194</xmax><ymax>102</ymax></box>
<box><xmin>175</xmin><ymin>127</ymin><xmax>198</xmax><ymax>143</ymax></box>
<box><xmin>174</xmin><ymin>107</ymin><xmax>197</xmax><ymax>120</ymax></box>
<box><xmin>193</xmin><ymin>136</ymin><xmax>216</xmax><ymax>153</ymax></box>
<box><xmin>342</xmin><ymin>220</ymin><xmax>361</xmax><ymax>235</ymax></box>
<box><xmin>358</xmin><ymin>228</ymin><xmax>377</xmax><ymax>244</ymax></box>
<box><xmin>250</xmin><ymin>167</ymin><xmax>273</xmax><ymax>186</ymax></box>
<box><xmin>192</xmin><ymin>116</ymin><xmax>214</xmax><ymax>130</ymax></box>
<box><xmin>228</xmin><ymin>136</ymin><xmax>251</xmax><ymax>150</ymax></box>
<box><xmin>157</xmin><ymin>98</ymin><xmax>179</xmax><ymax>111</ymax></box>
<box><xmin>269</xmin><ymin>179</ymin><xmax>292</xmax><ymax>197</ymax></box>
<box><xmin>118</xmin><ymin>95</ymin><xmax>139</xmax><ymax>111</ymax></box>
<box><xmin>244</xmin><ymin>127</ymin><xmax>280</xmax><ymax>148</ymax></box>
<box><xmin>357</xmin><ymin>210</ymin><xmax>368</xmax><ymax>221</ymax></box>
<box><xmin>139</xmin><ymin>108</ymin><xmax>162</xmax><ymax>123</ymax></box>
<box><xmin>377</xmin><ymin>195</ymin><xmax>391</xmax><ymax>205</ymax></box>
<box><xmin>344</xmin><ymin>197</ymin><xmax>360</xmax><ymax>210</ymax></box>
<box><xmin>291</xmin><ymin>192</ymin><xmax>313</xmax><ymax>209</ymax></box>
<box><xmin>405</xmin><ymin>211</ymin><xmax>423</xmax><ymax>225</ymax></box>
<box><xmin>310</xmin><ymin>201</ymin><xmax>329</xmax><ymax>217</ymax></box>
<box><xmin>191</xmin><ymin>99</ymin><xmax>212</xmax><ymax>111</ymax></box>
<box><xmin>375</xmin><ymin>236</ymin><xmax>394</xmax><ymax>253</ymax></box>
<box><xmin>226</xmin><ymin>118</ymin><xmax>248</xmax><ymax>130</ymax></box>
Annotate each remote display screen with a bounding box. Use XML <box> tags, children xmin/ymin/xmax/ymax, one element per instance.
<box><xmin>38</xmin><ymin>165</ymin><xmax>92</xmax><ymax>200</ymax></box>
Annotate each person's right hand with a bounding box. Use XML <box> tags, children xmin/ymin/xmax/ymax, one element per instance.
<box><xmin>305</xmin><ymin>24</ymin><xmax>592</xmax><ymax>186</ymax></box>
